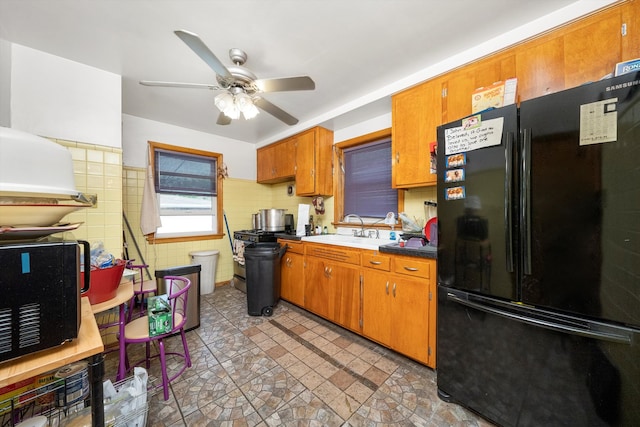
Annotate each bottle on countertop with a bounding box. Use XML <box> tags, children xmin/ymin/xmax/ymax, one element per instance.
<box><xmin>309</xmin><ymin>215</ymin><xmax>315</xmax><ymax>235</ymax></box>
<box><xmin>323</xmin><ymin>226</ymin><xmax>328</xmax><ymax>235</ymax></box>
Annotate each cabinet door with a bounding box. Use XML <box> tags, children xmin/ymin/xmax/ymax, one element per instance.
<box><xmin>390</xmin><ymin>276</ymin><xmax>430</xmax><ymax>364</ymax></box>
<box><xmin>256</xmin><ymin>144</ymin><xmax>276</xmax><ymax>182</ymax></box>
<box><xmin>295</xmin><ymin>130</ymin><xmax>316</xmax><ymax>195</ymax></box>
<box><xmin>337</xmin><ymin>265</ymin><xmax>361</xmax><ymax>333</ymax></box>
<box><xmin>515</xmin><ymin>34</ymin><xmax>565</xmax><ymax>101</ymax></box>
<box><xmin>443</xmin><ymin>53</ymin><xmax>516</xmax><ymax>123</ymax></box>
<box><xmin>281</xmin><ymin>252</ymin><xmax>304</xmax><ymax>306</ymax></box>
<box><xmin>275</xmin><ymin>138</ymin><xmax>296</xmax><ymax>178</ymax></box>
<box><xmin>563</xmin><ymin>7</ymin><xmax>622</xmax><ymax>88</ymax></box>
<box><xmin>622</xmin><ymin>0</ymin><xmax>640</xmax><ymax>61</ymax></box>
<box><xmin>362</xmin><ymin>269</ymin><xmax>392</xmax><ymax>347</ymax></box>
<box><xmin>391</xmin><ymin>78</ymin><xmax>443</xmax><ymax>188</ymax></box>
<box><xmin>304</xmin><ymin>257</ymin><xmax>340</xmax><ymax>320</ymax></box>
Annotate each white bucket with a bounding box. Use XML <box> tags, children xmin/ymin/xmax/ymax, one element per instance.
<box><xmin>190</xmin><ymin>250</ymin><xmax>219</xmax><ymax>294</ymax></box>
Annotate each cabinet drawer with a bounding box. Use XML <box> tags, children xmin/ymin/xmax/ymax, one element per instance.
<box><xmin>361</xmin><ymin>250</ymin><xmax>391</xmax><ymax>271</ymax></box>
<box><xmin>305</xmin><ymin>244</ymin><xmax>360</xmax><ymax>265</ymax></box>
<box><xmin>393</xmin><ymin>256</ymin><xmax>431</xmax><ymax>279</ymax></box>
<box><xmin>279</xmin><ymin>239</ymin><xmax>304</xmax><ymax>254</ymax></box>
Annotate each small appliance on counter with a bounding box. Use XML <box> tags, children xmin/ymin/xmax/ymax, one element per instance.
<box><xmin>0</xmin><ymin>238</ymin><xmax>91</xmax><ymax>362</ymax></box>
<box><xmin>0</xmin><ymin>127</ymin><xmax>95</xmax><ymax>362</ymax></box>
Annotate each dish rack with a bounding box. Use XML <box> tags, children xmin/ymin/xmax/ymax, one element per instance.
<box><xmin>0</xmin><ymin>368</ymin><xmax>154</xmax><ymax>427</ymax></box>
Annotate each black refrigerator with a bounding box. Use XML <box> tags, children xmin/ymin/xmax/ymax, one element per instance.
<box><xmin>436</xmin><ymin>72</ymin><xmax>640</xmax><ymax>427</ymax></box>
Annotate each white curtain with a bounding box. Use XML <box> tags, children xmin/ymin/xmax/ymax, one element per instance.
<box><xmin>140</xmin><ymin>165</ymin><xmax>162</xmax><ymax>235</ymax></box>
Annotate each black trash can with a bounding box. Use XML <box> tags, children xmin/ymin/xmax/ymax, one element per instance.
<box><xmin>155</xmin><ymin>265</ymin><xmax>201</xmax><ymax>331</ymax></box>
<box><xmin>244</xmin><ymin>242</ymin><xmax>287</xmax><ymax>316</ymax></box>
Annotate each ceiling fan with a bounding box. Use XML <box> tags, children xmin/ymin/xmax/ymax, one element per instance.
<box><xmin>140</xmin><ymin>30</ymin><xmax>315</xmax><ymax>126</ymax></box>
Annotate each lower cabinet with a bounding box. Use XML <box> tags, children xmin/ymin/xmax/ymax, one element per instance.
<box><xmin>304</xmin><ymin>251</ymin><xmax>361</xmax><ymax>333</ymax></box>
<box><xmin>280</xmin><ymin>240</ymin><xmax>304</xmax><ymax>307</ymax></box>
<box><xmin>362</xmin><ymin>256</ymin><xmax>432</xmax><ymax>366</ymax></box>
<box><xmin>279</xmin><ymin>241</ymin><xmax>436</xmax><ymax>367</ymax></box>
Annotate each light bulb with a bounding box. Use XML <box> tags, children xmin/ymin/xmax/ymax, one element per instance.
<box><xmin>214</xmin><ymin>92</ymin><xmax>233</xmax><ymax>112</ymax></box>
<box><xmin>242</xmin><ymin>102</ymin><xmax>259</xmax><ymax>120</ymax></box>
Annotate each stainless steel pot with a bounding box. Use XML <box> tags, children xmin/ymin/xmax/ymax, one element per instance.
<box><xmin>260</xmin><ymin>208</ymin><xmax>286</xmax><ymax>231</ymax></box>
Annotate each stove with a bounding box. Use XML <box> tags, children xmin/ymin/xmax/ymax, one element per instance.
<box><xmin>233</xmin><ymin>229</ymin><xmax>277</xmax><ymax>243</ymax></box>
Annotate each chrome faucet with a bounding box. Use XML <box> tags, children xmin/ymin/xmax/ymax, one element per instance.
<box><xmin>344</xmin><ymin>213</ymin><xmax>365</xmax><ymax>237</ymax></box>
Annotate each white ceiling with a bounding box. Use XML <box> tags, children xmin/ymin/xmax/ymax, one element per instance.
<box><xmin>0</xmin><ymin>0</ymin><xmax>608</xmax><ymax>145</ymax></box>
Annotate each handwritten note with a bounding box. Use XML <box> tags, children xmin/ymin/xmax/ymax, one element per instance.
<box><xmin>444</xmin><ymin>116</ymin><xmax>504</xmax><ymax>155</ymax></box>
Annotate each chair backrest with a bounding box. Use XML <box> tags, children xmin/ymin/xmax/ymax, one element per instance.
<box><xmin>164</xmin><ymin>276</ymin><xmax>190</xmax><ymax>330</ymax></box>
<box><xmin>126</xmin><ymin>262</ymin><xmax>150</xmax><ymax>293</ymax></box>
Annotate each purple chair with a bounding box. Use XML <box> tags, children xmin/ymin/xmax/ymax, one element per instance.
<box><xmin>126</xmin><ymin>262</ymin><xmax>157</xmax><ymax>323</ymax></box>
<box><xmin>119</xmin><ymin>276</ymin><xmax>192</xmax><ymax>400</ymax></box>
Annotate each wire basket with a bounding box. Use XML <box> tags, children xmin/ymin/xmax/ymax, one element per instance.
<box><xmin>0</xmin><ymin>366</ymin><xmax>154</xmax><ymax>427</ymax></box>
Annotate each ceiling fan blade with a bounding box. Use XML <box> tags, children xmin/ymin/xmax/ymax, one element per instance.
<box><xmin>216</xmin><ymin>112</ymin><xmax>232</xmax><ymax>126</ymax></box>
<box><xmin>255</xmin><ymin>76</ymin><xmax>315</xmax><ymax>93</ymax></box>
<box><xmin>254</xmin><ymin>98</ymin><xmax>299</xmax><ymax>126</ymax></box>
<box><xmin>174</xmin><ymin>30</ymin><xmax>232</xmax><ymax>79</ymax></box>
<box><xmin>139</xmin><ymin>80</ymin><xmax>220</xmax><ymax>90</ymax></box>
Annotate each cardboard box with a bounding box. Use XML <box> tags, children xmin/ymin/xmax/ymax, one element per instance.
<box><xmin>148</xmin><ymin>295</ymin><xmax>172</xmax><ymax>337</ymax></box>
<box><xmin>614</xmin><ymin>58</ymin><xmax>640</xmax><ymax>76</ymax></box>
<box><xmin>471</xmin><ymin>78</ymin><xmax>518</xmax><ymax>114</ymax></box>
<box><xmin>472</xmin><ymin>81</ymin><xmax>505</xmax><ymax>114</ymax></box>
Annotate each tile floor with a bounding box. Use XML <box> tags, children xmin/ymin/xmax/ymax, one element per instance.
<box><xmin>102</xmin><ymin>284</ymin><xmax>494</xmax><ymax>426</ymax></box>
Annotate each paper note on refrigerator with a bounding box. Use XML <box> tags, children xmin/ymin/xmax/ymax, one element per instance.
<box><xmin>444</xmin><ymin>117</ymin><xmax>504</xmax><ymax>155</ymax></box>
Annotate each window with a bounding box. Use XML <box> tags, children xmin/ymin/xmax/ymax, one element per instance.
<box><xmin>343</xmin><ymin>138</ymin><xmax>397</xmax><ymax>217</ymax></box>
<box><xmin>149</xmin><ymin>141</ymin><xmax>224</xmax><ymax>242</ymax></box>
<box><xmin>334</xmin><ymin>128</ymin><xmax>403</xmax><ymax>226</ymax></box>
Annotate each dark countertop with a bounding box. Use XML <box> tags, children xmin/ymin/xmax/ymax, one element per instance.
<box><xmin>378</xmin><ymin>242</ymin><xmax>437</xmax><ymax>259</ymax></box>
<box><xmin>275</xmin><ymin>233</ymin><xmax>303</xmax><ymax>241</ymax></box>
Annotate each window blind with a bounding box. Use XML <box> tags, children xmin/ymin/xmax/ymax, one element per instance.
<box><xmin>154</xmin><ymin>149</ymin><xmax>217</xmax><ymax>196</ymax></box>
<box><xmin>343</xmin><ymin>139</ymin><xmax>397</xmax><ymax>218</ymax></box>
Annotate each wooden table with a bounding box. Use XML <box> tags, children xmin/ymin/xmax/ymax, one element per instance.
<box><xmin>0</xmin><ymin>297</ymin><xmax>105</xmax><ymax>426</ymax></box>
<box><xmin>91</xmin><ymin>281</ymin><xmax>134</xmax><ymax>382</ymax></box>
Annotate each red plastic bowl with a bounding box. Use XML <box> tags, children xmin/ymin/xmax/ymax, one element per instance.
<box><xmin>81</xmin><ymin>259</ymin><xmax>126</xmax><ymax>305</ymax></box>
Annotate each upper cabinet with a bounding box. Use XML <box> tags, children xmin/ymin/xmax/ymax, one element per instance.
<box><xmin>391</xmin><ymin>77</ymin><xmax>443</xmax><ymax>189</ymax></box>
<box><xmin>391</xmin><ymin>1</ymin><xmax>635</xmax><ymax>188</ymax></box>
<box><xmin>257</xmin><ymin>126</ymin><xmax>334</xmax><ymax>196</ymax></box>
<box><xmin>256</xmin><ymin>137</ymin><xmax>295</xmax><ymax>183</ymax></box>
<box><xmin>294</xmin><ymin>126</ymin><xmax>334</xmax><ymax>196</ymax></box>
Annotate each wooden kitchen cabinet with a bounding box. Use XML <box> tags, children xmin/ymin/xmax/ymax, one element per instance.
<box><xmin>362</xmin><ymin>253</ymin><xmax>433</xmax><ymax>366</ymax></box>
<box><xmin>562</xmin><ymin>6</ymin><xmax>623</xmax><ymax>88</ymax></box>
<box><xmin>391</xmin><ymin>77</ymin><xmax>443</xmax><ymax>189</ymax></box>
<box><xmin>279</xmin><ymin>239</ymin><xmax>304</xmax><ymax>307</ymax></box>
<box><xmin>294</xmin><ymin>126</ymin><xmax>334</xmax><ymax>196</ymax></box>
<box><xmin>304</xmin><ymin>243</ymin><xmax>361</xmax><ymax>332</ymax></box>
<box><xmin>442</xmin><ymin>53</ymin><xmax>516</xmax><ymax>123</ymax></box>
<box><xmin>256</xmin><ymin>137</ymin><xmax>295</xmax><ymax>183</ymax></box>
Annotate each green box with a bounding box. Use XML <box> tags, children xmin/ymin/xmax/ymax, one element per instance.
<box><xmin>148</xmin><ymin>295</ymin><xmax>172</xmax><ymax>337</ymax></box>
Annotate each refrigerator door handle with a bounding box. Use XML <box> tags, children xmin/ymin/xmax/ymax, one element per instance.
<box><xmin>521</xmin><ymin>129</ymin><xmax>532</xmax><ymax>275</ymax></box>
<box><xmin>446</xmin><ymin>292</ymin><xmax>632</xmax><ymax>345</ymax></box>
<box><xmin>505</xmin><ymin>132</ymin><xmax>514</xmax><ymax>273</ymax></box>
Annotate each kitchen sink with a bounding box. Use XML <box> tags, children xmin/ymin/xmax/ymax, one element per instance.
<box><xmin>301</xmin><ymin>234</ymin><xmax>395</xmax><ymax>250</ymax></box>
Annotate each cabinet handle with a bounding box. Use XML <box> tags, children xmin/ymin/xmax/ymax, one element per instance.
<box><xmin>385</xmin><ymin>281</ymin><xmax>389</xmax><ymax>295</ymax></box>
<box><xmin>324</xmin><ymin>266</ymin><xmax>332</xmax><ymax>278</ymax></box>
<box><xmin>396</xmin><ymin>152</ymin><xmax>400</xmax><ymax>164</ymax></box>
<box><xmin>285</xmin><ymin>257</ymin><xmax>292</xmax><ymax>267</ymax></box>
<box><xmin>403</xmin><ymin>266</ymin><xmax>419</xmax><ymax>272</ymax></box>
<box><xmin>392</xmin><ymin>283</ymin><xmax>396</xmax><ymax>297</ymax></box>
<box><xmin>369</xmin><ymin>260</ymin><xmax>382</xmax><ymax>265</ymax></box>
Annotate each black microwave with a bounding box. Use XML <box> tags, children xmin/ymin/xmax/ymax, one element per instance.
<box><xmin>0</xmin><ymin>239</ymin><xmax>90</xmax><ymax>362</ymax></box>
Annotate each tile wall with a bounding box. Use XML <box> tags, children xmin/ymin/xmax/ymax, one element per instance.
<box><xmin>55</xmin><ymin>139</ymin><xmax>123</xmax><ymax>258</ymax></box>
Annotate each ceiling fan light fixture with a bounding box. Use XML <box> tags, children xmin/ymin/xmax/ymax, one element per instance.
<box><xmin>215</xmin><ymin>90</ymin><xmax>259</xmax><ymax>121</ymax></box>
<box><xmin>242</xmin><ymin>102</ymin><xmax>260</xmax><ymax>120</ymax></box>
<box><xmin>214</xmin><ymin>92</ymin><xmax>233</xmax><ymax>111</ymax></box>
